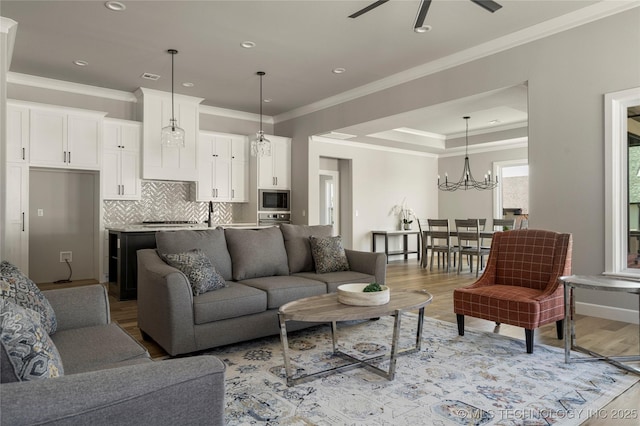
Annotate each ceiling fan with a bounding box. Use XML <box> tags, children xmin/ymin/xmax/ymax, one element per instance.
<box><xmin>349</xmin><ymin>0</ymin><xmax>503</xmax><ymax>32</ymax></box>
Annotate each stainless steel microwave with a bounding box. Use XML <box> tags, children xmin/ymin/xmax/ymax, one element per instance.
<box><xmin>259</xmin><ymin>189</ymin><xmax>290</xmax><ymax>211</ymax></box>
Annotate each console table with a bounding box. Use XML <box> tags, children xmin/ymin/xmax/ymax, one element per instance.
<box><xmin>371</xmin><ymin>230</ymin><xmax>420</xmax><ymax>263</ymax></box>
<box><xmin>561</xmin><ymin>275</ymin><xmax>640</xmax><ymax>375</ymax></box>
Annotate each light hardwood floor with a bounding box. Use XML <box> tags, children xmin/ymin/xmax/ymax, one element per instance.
<box><xmin>39</xmin><ymin>259</ymin><xmax>639</xmax><ymax>425</ymax></box>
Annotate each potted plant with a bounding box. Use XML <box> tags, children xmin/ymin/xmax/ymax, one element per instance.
<box><xmin>390</xmin><ymin>199</ymin><xmax>415</xmax><ymax>231</ymax></box>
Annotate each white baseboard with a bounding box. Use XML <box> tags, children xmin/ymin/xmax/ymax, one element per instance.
<box><xmin>575</xmin><ymin>302</ymin><xmax>639</xmax><ymax>324</ymax></box>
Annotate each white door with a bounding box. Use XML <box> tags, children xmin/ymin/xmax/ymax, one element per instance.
<box><xmin>29</xmin><ymin>109</ymin><xmax>66</xmax><ymax>166</ymax></box>
<box><xmin>5</xmin><ymin>163</ymin><xmax>29</xmax><ymax>272</ymax></box>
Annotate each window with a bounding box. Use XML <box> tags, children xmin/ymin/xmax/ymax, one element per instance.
<box><xmin>605</xmin><ymin>87</ymin><xmax>640</xmax><ymax>276</ymax></box>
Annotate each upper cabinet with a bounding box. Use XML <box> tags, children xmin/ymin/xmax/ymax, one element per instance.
<box><xmin>196</xmin><ymin>132</ymin><xmax>233</xmax><ymax>202</ymax></box>
<box><xmin>6</xmin><ymin>102</ymin><xmax>29</xmax><ymax>163</ymax></box>
<box><xmin>257</xmin><ymin>135</ymin><xmax>291</xmax><ymax>189</ymax></box>
<box><xmin>135</xmin><ymin>88</ymin><xmax>203</xmax><ymax>181</ymax></box>
<box><xmin>28</xmin><ymin>102</ymin><xmax>106</xmax><ymax>170</ymax></box>
<box><xmin>103</xmin><ymin>119</ymin><xmax>142</xmax><ymax>200</ymax></box>
<box><xmin>231</xmin><ymin>136</ymin><xmax>249</xmax><ymax>202</ymax></box>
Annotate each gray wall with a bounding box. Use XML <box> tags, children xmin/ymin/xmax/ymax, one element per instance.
<box><xmin>29</xmin><ymin>169</ymin><xmax>96</xmax><ymax>283</ymax></box>
<box><xmin>276</xmin><ymin>10</ymin><xmax>640</xmax><ymax>312</ymax></box>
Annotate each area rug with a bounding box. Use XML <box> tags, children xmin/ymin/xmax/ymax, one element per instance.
<box><xmin>203</xmin><ymin>315</ymin><xmax>638</xmax><ymax>425</ymax></box>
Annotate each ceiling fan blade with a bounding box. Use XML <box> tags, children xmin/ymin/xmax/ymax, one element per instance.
<box><xmin>414</xmin><ymin>0</ymin><xmax>432</xmax><ymax>30</ymax></box>
<box><xmin>348</xmin><ymin>0</ymin><xmax>390</xmax><ymax>19</ymax></box>
<box><xmin>470</xmin><ymin>0</ymin><xmax>503</xmax><ymax>13</ymax></box>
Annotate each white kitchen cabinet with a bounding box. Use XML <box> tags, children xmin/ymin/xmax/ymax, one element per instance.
<box><xmin>135</xmin><ymin>87</ymin><xmax>203</xmax><ymax>181</ymax></box>
<box><xmin>28</xmin><ymin>103</ymin><xmax>105</xmax><ymax>170</ymax></box>
<box><xmin>4</xmin><ymin>163</ymin><xmax>29</xmax><ymax>273</ymax></box>
<box><xmin>103</xmin><ymin>119</ymin><xmax>141</xmax><ymax>200</ymax></box>
<box><xmin>257</xmin><ymin>135</ymin><xmax>291</xmax><ymax>189</ymax></box>
<box><xmin>196</xmin><ymin>132</ymin><xmax>233</xmax><ymax>201</ymax></box>
<box><xmin>231</xmin><ymin>136</ymin><xmax>249</xmax><ymax>202</ymax></box>
<box><xmin>6</xmin><ymin>102</ymin><xmax>29</xmax><ymax>163</ymax></box>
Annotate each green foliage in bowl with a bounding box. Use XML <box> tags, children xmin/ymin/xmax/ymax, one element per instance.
<box><xmin>363</xmin><ymin>283</ymin><xmax>383</xmax><ymax>292</ymax></box>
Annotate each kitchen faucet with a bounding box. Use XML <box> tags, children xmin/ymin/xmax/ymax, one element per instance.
<box><xmin>207</xmin><ymin>201</ymin><xmax>213</xmax><ymax>228</ymax></box>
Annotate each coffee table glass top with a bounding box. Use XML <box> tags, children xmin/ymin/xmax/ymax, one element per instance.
<box><xmin>279</xmin><ymin>289</ymin><xmax>433</xmax><ymax>322</ymax></box>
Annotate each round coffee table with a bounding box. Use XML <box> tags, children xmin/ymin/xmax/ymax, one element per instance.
<box><xmin>278</xmin><ymin>289</ymin><xmax>433</xmax><ymax>386</ymax></box>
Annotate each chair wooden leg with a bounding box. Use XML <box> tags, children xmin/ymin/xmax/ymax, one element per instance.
<box><xmin>556</xmin><ymin>320</ymin><xmax>563</xmax><ymax>340</ymax></box>
<box><xmin>456</xmin><ymin>314</ymin><xmax>465</xmax><ymax>336</ymax></box>
<box><xmin>525</xmin><ymin>329</ymin><xmax>534</xmax><ymax>353</ymax></box>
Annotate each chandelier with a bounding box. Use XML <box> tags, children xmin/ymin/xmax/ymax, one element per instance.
<box><xmin>161</xmin><ymin>49</ymin><xmax>185</xmax><ymax>148</ymax></box>
<box><xmin>438</xmin><ymin>116</ymin><xmax>498</xmax><ymax>191</ymax></box>
<box><xmin>250</xmin><ymin>71</ymin><xmax>271</xmax><ymax>157</ymax></box>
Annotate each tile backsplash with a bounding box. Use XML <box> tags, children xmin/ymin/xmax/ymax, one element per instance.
<box><xmin>103</xmin><ymin>181</ymin><xmax>241</xmax><ymax>227</ymax></box>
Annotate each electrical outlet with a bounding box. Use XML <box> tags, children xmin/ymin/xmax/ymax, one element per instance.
<box><xmin>60</xmin><ymin>251</ymin><xmax>72</xmax><ymax>263</ymax></box>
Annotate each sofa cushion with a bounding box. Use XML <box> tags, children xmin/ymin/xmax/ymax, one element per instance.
<box><xmin>156</xmin><ymin>229</ymin><xmax>233</xmax><ymax>281</ymax></box>
<box><xmin>309</xmin><ymin>235</ymin><xmax>350</xmax><ymax>274</ymax></box>
<box><xmin>0</xmin><ymin>260</ymin><xmax>57</xmax><ymax>335</ymax></box>
<box><xmin>280</xmin><ymin>224</ymin><xmax>333</xmax><ymax>273</ymax></box>
<box><xmin>162</xmin><ymin>249</ymin><xmax>227</xmax><ymax>296</ymax></box>
<box><xmin>0</xmin><ymin>299</ymin><xmax>64</xmax><ymax>381</ymax></box>
<box><xmin>52</xmin><ymin>323</ymin><xmax>149</xmax><ymax>375</ymax></box>
<box><xmin>293</xmin><ymin>271</ymin><xmax>375</xmax><ymax>293</ymax></box>
<box><xmin>193</xmin><ymin>282</ymin><xmax>267</xmax><ymax>324</ymax></box>
<box><xmin>239</xmin><ymin>276</ymin><xmax>326</xmax><ymax>309</ymax></box>
<box><xmin>225</xmin><ymin>227</ymin><xmax>289</xmax><ymax>281</ymax></box>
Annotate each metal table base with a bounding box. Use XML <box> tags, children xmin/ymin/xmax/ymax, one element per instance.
<box><xmin>278</xmin><ymin>307</ymin><xmax>425</xmax><ymax>386</ymax></box>
<box><xmin>562</xmin><ymin>275</ymin><xmax>640</xmax><ymax>375</ymax></box>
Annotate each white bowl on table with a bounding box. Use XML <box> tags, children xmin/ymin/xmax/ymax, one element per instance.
<box><xmin>337</xmin><ymin>283</ymin><xmax>390</xmax><ymax>306</ymax></box>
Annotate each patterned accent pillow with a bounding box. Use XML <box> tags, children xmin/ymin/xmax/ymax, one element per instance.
<box><xmin>162</xmin><ymin>249</ymin><xmax>227</xmax><ymax>296</ymax></box>
<box><xmin>0</xmin><ymin>260</ymin><xmax>57</xmax><ymax>335</ymax></box>
<box><xmin>0</xmin><ymin>299</ymin><xmax>64</xmax><ymax>381</ymax></box>
<box><xmin>309</xmin><ymin>235</ymin><xmax>350</xmax><ymax>274</ymax></box>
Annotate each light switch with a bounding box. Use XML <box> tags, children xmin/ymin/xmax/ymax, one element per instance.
<box><xmin>37</xmin><ymin>209</ymin><xmax>44</xmax><ymax>217</ymax></box>
<box><xmin>355</xmin><ymin>210</ymin><xmax>359</xmax><ymax>217</ymax></box>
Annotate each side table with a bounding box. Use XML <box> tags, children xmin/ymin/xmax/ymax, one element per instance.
<box><xmin>371</xmin><ymin>230</ymin><xmax>420</xmax><ymax>264</ymax></box>
<box><xmin>561</xmin><ymin>275</ymin><xmax>640</xmax><ymax>375</ymax></box>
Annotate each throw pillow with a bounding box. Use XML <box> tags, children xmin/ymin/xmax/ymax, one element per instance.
<box><xmin>280</xmin><ymin>224</ymin><xmax>334</xmax><ymax>273</ymax></box>
<box><xmin>0</xmin><ymin>299</ymin><xmax>64</xmax><ymax>381</ymax></box>
<box><xmin>162</xmin><ymin>249</ymin><xmax>227</xmax><ymax>296</ymax></box>
<box><xmin>309</xmin><ymin>235</ymin><xmax>350</xmax><ymax>274</ymax></box>
<box><xmin>0</xmin><ymin>260</ymin><xmax>57</xmax><ymax>335</ymax></box>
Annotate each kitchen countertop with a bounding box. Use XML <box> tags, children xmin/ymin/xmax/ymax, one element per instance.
<box><xmin>107</xmin><ymin>223</ymin><xmax>267</xmax><ymax>232</ymax></box>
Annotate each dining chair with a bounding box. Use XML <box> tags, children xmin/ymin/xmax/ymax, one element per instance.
<box><xmin>492</xmin><ymin>218</ymin><xmax>515</xmax><ymax>231</ymax></box>
<box><xmin>427</xmin><ymin>219</ymin><xmax>454</xmax><ymax>271</ymax></box>
<box><xmin>454</xmin><ymin>219</ymin><xmax>490</xmax><ymax>277</ymax></box>
<box><xmin>453</xmin><ymin>229</ymin><xmax>572</xmax><ymax>353</ymax></box>
<box><xmin>417</xmin><ymin>218</ymin><xmax>430</xmax><ymax>268</ymax></box>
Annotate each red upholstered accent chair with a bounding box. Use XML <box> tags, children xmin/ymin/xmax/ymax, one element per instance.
<box><xmin>453</xmin><ymin>229</ymin><xmax>572</xmax><ymax>353</ymax></box>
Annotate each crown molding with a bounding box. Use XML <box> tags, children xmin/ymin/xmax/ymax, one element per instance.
<box><xmin>1</xmin><ymin>17</ymin><xmax>18</xmax><ymax>71</ymax></box>
<box><xmin>437</xmin><ymin>137</ymin><xmax>528</xmax><ymax>158</ymax></box>
<box><xmin>200</xmin><ymin>104</ymin><xmax>273</xmax><ymax>124</ymax></box>
<box><xmin>275</xmin><ymin>1</ymin><xmax>640</xmax><ymax>124</ymax></box>
<box><xmin>312</xmin><ymin>136</ymin><xmax>438</xmax><ymax>158</ymax></box>
<box><xmin>8</xmin><ymin>72</ymin><xmax>137</xmax><ymax>102</ymax></box>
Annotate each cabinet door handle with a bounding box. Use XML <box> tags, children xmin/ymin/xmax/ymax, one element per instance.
<box><xmin>68</xmin><ymin>151</ymin><xmax>71</xmax><ymax>163</ymax></box>
<box><xmin>232</xmin><ymin>189</ymin><xmax>235</xmax><ymax>198</ymax></box>
<box><xmin>22</xmin><ymin>212</ymin><xmax>25</xmax><ymax>232</ymax></box>
<box><xmin>63</xmin><ymin>151</ymin><xmax>67</xmax><ymax>163</ymax></box>
<box><xmin>22</xmin><ymin>147</ymin><xmax>25</xmax><ymax>160</ymax></box>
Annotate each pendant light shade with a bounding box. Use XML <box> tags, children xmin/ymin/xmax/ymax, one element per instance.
<box><xmin>161</xmin><ymin>49</ymin><xmax>185</xmax><ymax>148</ymax></box>
<box><xmin>250</xmin><ymin>71</ymin><xmax>271</xmax><ymax>157</ymax></box>
<box><xmin>437</xmin><ymin>116</ymin><xmax>498</xmax><ymax>191</ymax></box>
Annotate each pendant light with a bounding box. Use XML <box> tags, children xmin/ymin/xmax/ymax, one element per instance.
<box><xmin>161</xmin><ymin>49</ymin><xmax>185</xmax><ymax>148</ymax></box>
<box><xmin>250</xmin><ymin>71</ymin><xmax>271</xmax><ymax>157</ymax></box>
<box><xmin>438</xmin><ymin>116</ymin><xmax>498</xmax><ymax>191</ymax></box>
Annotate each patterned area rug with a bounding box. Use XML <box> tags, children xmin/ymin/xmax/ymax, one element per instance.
<box><xmin>203</xmin><ymin>315</ymin><xmax>638</xmax><ymax>425</ymax></box>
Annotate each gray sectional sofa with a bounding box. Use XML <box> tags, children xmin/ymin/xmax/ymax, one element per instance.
<box><xmin>1</xmin><ymin>284</ymin><xmax>226</xmax><ymax>426</ymax></box>
<box><xmin>137</xmin><ymin>224</ymin><xmax>386</xmax><ymax>356</ymax></box>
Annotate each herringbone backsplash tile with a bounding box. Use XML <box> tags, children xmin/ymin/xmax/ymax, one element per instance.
<box><xmin>104</xmin><ymin>181</ymin><xmax>236</xmax><ymax>226</ymax></box>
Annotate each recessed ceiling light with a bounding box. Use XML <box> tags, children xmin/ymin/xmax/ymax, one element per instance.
<box><xmin>414</xmin><ymin>25</ymin><xmax>432</xmax><ymax>33</ymax></box>
<box><xmin>105</xmin><ymin>1</ymin><xmax>126</xmax><ymax>12</ymax></box>
<box><xmin>241</xmin><ymin>41</ymin><xmax>256</xmax><ymax>49</ymax></box>
<box><xmin>263</xmin><ymin>98</ymin><xmax>272</xmax><ymax>103</ymax></box>
<box><xmin>73</xmin><ymin>60</ymin><xmax>89</xmax><ymax>67</ymax></box>
<box><xmin>182</xmin><ymin>82</ymin><xmax>194</xmax><ymax>88</ymax></box>
<box><xmin>332</xmin><ymin>67</ymin><xmax>346</xmax><ymax>74</ymax></box>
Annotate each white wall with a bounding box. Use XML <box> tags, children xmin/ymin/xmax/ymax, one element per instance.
<box><xmin>309</xmin><ymin>137</ymin><xmax>438</xmax><ymax>252</ymax></box>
